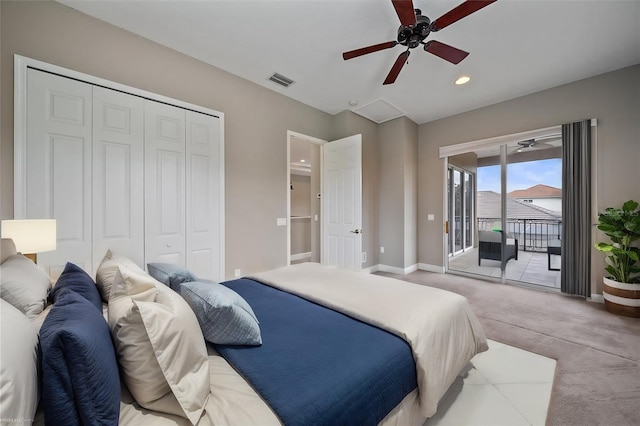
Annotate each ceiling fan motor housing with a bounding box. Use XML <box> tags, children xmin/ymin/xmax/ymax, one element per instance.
<box><xmin>397</xmin><ymin>13</ymin><xmax>431</xmax><ymax>48</ymax></box>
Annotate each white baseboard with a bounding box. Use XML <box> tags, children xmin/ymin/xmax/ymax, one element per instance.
<box><xmin>405</xmin><ymin>263</ymin><xmax>419</xmax><ymax>274</ymax></box>
<box><xmin>377</xmin><ymin>263</ymin><xmax>419</xmax><ymax>275</ymax></box>
<box><xmin>588</xmin><ymin>294</ymin><xmax>605</xmax><ymax>304</ymax></box>
<box><xmin>361</xmin><ymin>265</ymin><xmax>379</xmax><ymax>274</ymax></box>
<box><xmin>290</xmin><ymin>252</ymin><xmax>311</xmax><ymax>261</ymax></box>
<box><xmin>418</xmin><ymin>263</ymin><xmax>446</xmax><ymax>273</ymax></box>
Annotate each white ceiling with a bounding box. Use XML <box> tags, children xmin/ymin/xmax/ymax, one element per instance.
<box><xmin>57</xmin><ymin>0</ymin><xmax>640</xmax><ymax>125</ymax></box>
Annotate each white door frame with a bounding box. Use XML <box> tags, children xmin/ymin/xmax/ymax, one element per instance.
<box><xmin>286</xmin><ymin>131</ymin><xmax>327</xmax><ymax>265</ymax></box>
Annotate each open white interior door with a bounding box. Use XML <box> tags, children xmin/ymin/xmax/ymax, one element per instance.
<box><xmin>322</xmin><ymin>134</ymin><xmax>362</xmax><ymax>270</ymax></box>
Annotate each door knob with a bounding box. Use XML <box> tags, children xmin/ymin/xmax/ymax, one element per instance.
<box><xmin>350</xmin><ymin>229</ymin><xmax>362</xmax><ymax>234</ymax></box>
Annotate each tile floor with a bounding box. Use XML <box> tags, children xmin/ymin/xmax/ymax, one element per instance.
<box><xmin>448</xmin><ymin>248</ymin><xmax>561</xmax><ymax>289</ymax></box>
<box><xmin>425</xmin><ymin>339</ymin><xmax>556</xmax><ymax>426</ymax></box>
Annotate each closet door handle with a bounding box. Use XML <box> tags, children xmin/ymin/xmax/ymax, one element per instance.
<box><xmin>350</xmin><ymin>229</ymin><xmax>362</xmax><ymax>234</ymax></box>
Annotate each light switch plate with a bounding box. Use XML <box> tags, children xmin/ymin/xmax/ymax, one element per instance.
<box><xmin>276</xmin><ymin>217</ymin><xmax>286</xmax><ymax>226</ymax></box>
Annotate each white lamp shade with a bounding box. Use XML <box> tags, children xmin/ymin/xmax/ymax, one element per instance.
<box><xmin>1</xmin><ymin>219</ymin><xmax>57</xmax><ymax>254</ymax></box>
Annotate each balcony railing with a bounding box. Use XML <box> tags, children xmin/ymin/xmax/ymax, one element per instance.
<box><xmin>477</xmin><ymin>218</ymin><xmax>562</xmax><ymax>252</ymax></box>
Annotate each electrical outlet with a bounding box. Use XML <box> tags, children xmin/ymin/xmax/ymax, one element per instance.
<box><xmin>234</xmin><ymin>269</ymin><xmax>241</xmax><ymax>277</ymax></box>
<box><xmin>361</xmin><ymin>252</ymin><xmax>367</xmax><ymax>263</ymax></box>
<box><xmin>380</xmin><ymin>246</ymin><xmax>385</xmax><ymax>253</ymax></box>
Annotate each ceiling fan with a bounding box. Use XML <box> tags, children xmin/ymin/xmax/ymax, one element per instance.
<box><xmin>511</xmin><ymin>136</ymin><xmax>559</xmax><ymax>154</ymax></box>
<box><xmin>342</xmin><ymin>0</ymin><xmax>497</xmax><ymax>85</ymax></box>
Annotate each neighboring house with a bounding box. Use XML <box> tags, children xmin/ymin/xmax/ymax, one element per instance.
<box><xmin>477</xmin><ymin>191</ymin><xmax>562</xmax><ymax>250</ymax></box>
<box><xmin>508</xmin><ymin>184</ymin><xmax>562</xmax><ymax>213</ymax></box>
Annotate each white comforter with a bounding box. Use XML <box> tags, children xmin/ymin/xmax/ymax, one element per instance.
<box><xmin>250</xmin><ymin>263</ymin><xmax>488</xmax><ymax>418</ymax></box>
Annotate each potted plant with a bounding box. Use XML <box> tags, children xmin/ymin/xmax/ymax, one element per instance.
<box><xmin>594</xmin><ymin>199</ymin><xmax>640</xmax><ymax>317</ymax></box>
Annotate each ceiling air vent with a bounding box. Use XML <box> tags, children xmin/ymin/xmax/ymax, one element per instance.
<box><xmin>268</xmin><ymin>73</ymin><xmax>294</xmax><ymax>88</ymax></box>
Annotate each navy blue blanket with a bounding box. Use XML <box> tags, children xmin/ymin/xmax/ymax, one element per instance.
<box><xmin>216</xmin><ymin>278</ymin><xmax>417</xmax><ymax>426</ymax></box>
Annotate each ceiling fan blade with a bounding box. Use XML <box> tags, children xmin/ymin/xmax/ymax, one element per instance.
<box><xmin>391</xmin><ymin>0</ymin><xmax>417</xmax><ymax>27</ymax></box>
<box><xmin>431</xmin><ymin>0</ymin><xmax>497</xmax><ymax>31</ymax></box>
<box><xmin>383</xmin><ymin>50</ymin><xmax>410</xmax><ymax>85</ymax></box>
<box><xmin>343</xmin><ymin>41</ymin><xmax>397</xmax><ymax>60</ymax></box>
<box><xmin>424</xmin><ymin>40</ymin><xmax>469</xmax><ymax>64</ymax></box>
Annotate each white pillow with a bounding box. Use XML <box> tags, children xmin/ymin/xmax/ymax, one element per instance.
<box><xmin>0</xmin><ymin>254</ymin><xmax>51</xmax><ymax>319</ymax></box>
<box><xmin>95</xmin><ymin>249</ymin><xmax>145</xmax><ymax>302</ymax></box>
<box><xmin>1</xmin><ymin>238</ymin><xmax>18</xmax><ymax>264</ymax></box>
<box><xmin>0</xmin><ymin>299</ymin><xmax>39</xmax><ymax>424</ymax></box>
<box><xmin>108</xmin><ymin>265</ymin><xmax>210</xmax><ymax>424</ymax></box>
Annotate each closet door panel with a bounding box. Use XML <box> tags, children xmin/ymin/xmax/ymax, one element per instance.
<box><xmin>93</xmin><ymin>87</ymin><xmax>144</xmax><ymax>271</ymax></box>
<box><xmin>186</xmin><ymin>111</ymin><xmax>222</xmax><ymax>280</ymax></box>
<box><xmin>25</xmin><ymin>69</ymin><xmax>92</xmax><ymax>276</ymax></box>
<box><xmin>145</xmin><ymin>100</ymin><xmax>186</xmax><ymax>266</ymax></box>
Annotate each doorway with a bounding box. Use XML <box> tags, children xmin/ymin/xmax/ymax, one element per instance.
<box><xmin>287</xmin><ymin>132</ymin><xmax>324</xmax><ymax>265</ymax></box>
<box><xmin>286</xmin><ymin>132</ymin><xmax>363</xmax><ymax>270</ymax></box>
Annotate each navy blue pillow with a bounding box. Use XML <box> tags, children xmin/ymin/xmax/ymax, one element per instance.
<box><xmin>49</xmin><ymin>262</ymin><xmax>102</xmax><ymax>312</ymax></box>
<box><xmin>40</xmin><ymin>289</ymin><xmax>120</xmax><ymax>426</ymax></box>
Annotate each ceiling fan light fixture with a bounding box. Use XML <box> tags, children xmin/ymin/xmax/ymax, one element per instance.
<box><xmin>455</xmin><ymin>75</ymin><xmax>471</xmax><ymax>85</ymax></box>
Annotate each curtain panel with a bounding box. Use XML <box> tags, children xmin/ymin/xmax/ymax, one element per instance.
<box><xmin>561</xmin><ymin>120</ymin><xmax>592</xmax><ymax>297</ymax></box>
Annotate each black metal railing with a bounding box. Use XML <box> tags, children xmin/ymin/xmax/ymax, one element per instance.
<box><xmin>477</xmin><ymin>218</ymin><xmax>562</xmax><ymax>252</ymax></box>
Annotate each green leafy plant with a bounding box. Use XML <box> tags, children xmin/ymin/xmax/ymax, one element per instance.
<box><xmin>594</xmin><ymin>200</ymin><xmax>640</xmax><ymax>283</ymax></box>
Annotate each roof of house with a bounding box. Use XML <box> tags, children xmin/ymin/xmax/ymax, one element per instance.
<box><xmin>477</xmin><ymin>191</ymin><xmax>562</xmax><ymax>220</ymax></box>
<box><xmin>508</xmin><ymin>184</ymin><xmax>562</xmax><ymax>199</ymax></box>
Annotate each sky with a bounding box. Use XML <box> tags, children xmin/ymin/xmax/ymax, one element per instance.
<box><xmin>477</xmin><ymin>158</ymin><xmax>562</xmax><ymax>193</ymax></box>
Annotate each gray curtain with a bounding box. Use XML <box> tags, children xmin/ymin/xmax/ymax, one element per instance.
<box><xmin>561</xmin><ymin>120</ymin><xmax>591</xmax><ymax>296</ymax></box>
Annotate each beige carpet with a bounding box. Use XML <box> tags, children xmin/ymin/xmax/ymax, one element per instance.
<box><xmin>377</xmin><ymin>270</ymin><xmax>640</xmax><ymax>426</ymax></box>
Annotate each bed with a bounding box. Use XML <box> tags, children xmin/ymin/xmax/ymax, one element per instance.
<box><xmin>0</xmin><ymin>238</ymin><xmax>487</xmax><ymax>426</ymax></box>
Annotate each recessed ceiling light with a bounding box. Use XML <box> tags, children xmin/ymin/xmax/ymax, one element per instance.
<box><xmin>348</xmin><ymin>100</ymin><xmax>359</xmax><ymax>106</ymax></box>
<box><xmin>455</xmin><ymin>76</ymin><xmax>471</xmax><ymax>85</ymax></box>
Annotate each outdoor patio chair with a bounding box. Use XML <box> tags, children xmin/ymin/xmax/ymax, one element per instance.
<box><xmin>478</xmin><ymin>230</ymin><xmax>518</xmax><ymax>269</ymax></box>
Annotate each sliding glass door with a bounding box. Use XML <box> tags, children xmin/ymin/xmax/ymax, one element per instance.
<box><xmin>447</xmin><ymin>137</ymin><xmax>563</xmax><ymax>288</ymax></box>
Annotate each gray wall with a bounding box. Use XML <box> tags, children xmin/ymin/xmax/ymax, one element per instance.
<box><xmin>418</xmin><ymin>64</ymin><xmax>640</xmax><ymax>294</ymax></box>
<box><xmin>403</xmin><ymin>118</ymin><xmax>418</xmax><ymax>269</ymax></box>
<box><xmin>379</xmin><ymin>117</ymin><xmax>418</xmax><ymax>270</ymax></box>
<box><xmin>0</xmin><ymin>0</ymin><xmax>333</xmax><ymax>278</ymax></box>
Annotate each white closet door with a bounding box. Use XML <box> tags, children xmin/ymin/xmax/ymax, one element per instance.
<box><xmin>186</xmin><ymin>111</ymin><xmax>222</xmax><ymax>280</ymax></box>
<box><xmin>144</xmin><ymin>100</ymin><xmax>186</xmax><ymax>265</ymax></box>
<box><xmin>25</xmin><ymin>69</ymin><xmax>92</xmax><ymax>277</ymax></box>
<box><xmin>92</xmin><ymin>87</ymin><xmax>145</xmax><ymax>271</ymax></box>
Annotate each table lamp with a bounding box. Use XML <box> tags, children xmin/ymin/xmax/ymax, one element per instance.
<box><xmin>1</xmin><ymin>219</ymin><xmax>57</xmax><ymax>263</ymax></box>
